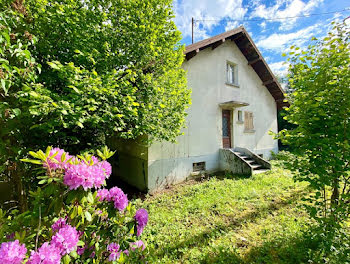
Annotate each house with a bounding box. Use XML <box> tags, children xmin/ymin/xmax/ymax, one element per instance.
<box><xmin>109</xmin><ymin>26</ymin><xmax>288</xmax><ymax>193</ymax></box>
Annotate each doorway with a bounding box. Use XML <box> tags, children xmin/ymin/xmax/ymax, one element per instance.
<box><xmin>222</xmin><ymin>110</ymin><xmax>231</xmax><ymax>148</ymax></box>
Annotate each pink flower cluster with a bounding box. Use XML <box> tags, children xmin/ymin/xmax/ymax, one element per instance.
<box><xmin>107</xmin><ymin>240</ymin><xmax>145</xmax><ymax>261</ymax></box>
<box><xmin>45</xmin><ymin>147</ymin><xmax>112</xmax><ymax>190</ymax></box>
<box><xmin>134</xmin><ymin>209</ymin><xmax>149</xmax><ymax>236</ymax></box>
<box><xmin>51</xmin><ymin>217</ymin><xmax>67</xmax><ymax>232</ymax></box>
<box><xmin>27</xmin><ymin>220</ymin><xmax>79</xmax><ymax>264</ymax></box>
<box><xmin>27</xmin><ymin>242</ymin><xmax>61</xmax><ymax>264</ymax></box>
<box><xmin>51</xmin><ymin>225</ymin><xmax>79</xmax><ymax>255</ymax></box>
<box><xmin>130</xmin><ymin>240</ymin><xmax>146</xmax><ymax>251</ymax></box>
<box><xmin>0</xmin><ymin>240</ymin><xmax>27</xmax><ymax>264</ymax></box>
<box><xmin>107</xmin><ymin>242</ymin><xmax>120</xmax><ymax>261</ymax></box>
<box><xmin>46</xmin><ymin>147</ymin><xmax>71</xmax><ymax>170</ymax></box>
<box><xmin>97</xmin><ymin>187</ymin><xmax>129</xmax><ymax>211</ymax></box>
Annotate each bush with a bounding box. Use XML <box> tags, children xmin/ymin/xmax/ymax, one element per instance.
<box><xmin>0</xmin><ymin>146</ymin><xmax>148</xmax><ymax>263</ymax></box>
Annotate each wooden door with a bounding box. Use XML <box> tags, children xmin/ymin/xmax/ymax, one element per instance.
<box><xmin>222</xmin><ymin>110</ymin><xmax>231</xmax><ymax>148</ymax></box>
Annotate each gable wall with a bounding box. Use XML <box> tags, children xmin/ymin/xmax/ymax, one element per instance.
<box><xmin>147</xmin><ymin>40</ymin><xmax>278</xmax><ymax>191</ymax></box>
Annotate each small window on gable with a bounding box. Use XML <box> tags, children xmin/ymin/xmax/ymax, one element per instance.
<box><xmin>226</xmin><ymin>62</ymin><xmax>238</xmax><ymax>86</ymax></box>
<box><xmin>244</xmin><ymin>111</ymin><xmax>254</xmax><ymax>131</ymax></box>
<box><xmin>237</xmin><ymin>110</ymin><xmax>243</xmax><ymax>122</ymax></box>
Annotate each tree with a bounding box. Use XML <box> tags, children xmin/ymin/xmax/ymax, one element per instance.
<box><xmin>1</xmin><ymin>0</ymin><xmax>190</xmax><ymax>154</ymax></box>
<box><xmin>0</xmin><ymin>0</ymin><xmax>42</xmax><ymax>210</ymax></box>
<box><xmin>23</xmin><ymin>0</ymin><xmax>190</xmax><ymax>152</ymax></box>
<box><xmin>279</xmin><ymin>20</ymin><xmax>349</xmax><ymax>229</ymax></box>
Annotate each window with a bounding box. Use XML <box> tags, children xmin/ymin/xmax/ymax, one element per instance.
<box><xmin>193</xmin><ymin>162</ymin><xmax>206</xmax><ymax>172</ymax></box>
<box><xmin>237</xmin><ymin>110</ymin><xmax>243</xmax><ymax>123</ymax></box>
<box><xmin>244</xmin><ymin>111</ymin><xmax>254</xmax><ymax>131</ymax></box>
<box><xmin>226</xmin><ymin>62</ymin><xmax>238</xmax><ymax>85</ymax></box>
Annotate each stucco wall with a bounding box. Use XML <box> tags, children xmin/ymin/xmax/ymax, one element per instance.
<box><xmin>148</xmin><ymin>40</ymin><xmax>278</xmax><ymax>191</ymax></box>
<box><xmin>108</xmin><ymin>137</ymin><xmax>148</xmax><ymax>191</ymax></box>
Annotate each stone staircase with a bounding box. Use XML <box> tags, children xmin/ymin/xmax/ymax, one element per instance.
<box><xmin>232</xmin><ymin>150</ymin><xmax>270</xmax><ymax>174</ymax></box>
<box><xmin>219</xmin><ymin>147</ymin><xmax>271</xmax><ymax>176</ymax></box>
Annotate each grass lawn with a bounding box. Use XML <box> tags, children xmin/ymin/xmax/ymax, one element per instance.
<box><xmin>135</xmin><ymin>162</ymin><xmax>316</xmax><ymax>263</ymax></box>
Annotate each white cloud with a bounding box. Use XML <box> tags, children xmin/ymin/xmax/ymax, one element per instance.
<box><xmin>269</xmin><ymin>61</ymin><xmax>290</xmax><ymax>77</ymax></box>
<box><xmin>251</xmin><ymin>0</ymin><xmax>324</xmax><ymax>30</ymax></box>
<box><xmin>260</xmin><ymin>21</ymin><xmax>267</xmax><ymax>30</ymax></box>
<box><xmin>173</xmin><ymin>0</ymin><xmax>247</xmax><ymax>41</ymax></box>
<box><xmin>256</xmin><ymin>24</ymin><xmax>322</xmax><ymax>52</ymax></box>
<box><xmin>225</xmin><ymin>21</ymin><xmax>240</xmax><ymax>32</ymax></box>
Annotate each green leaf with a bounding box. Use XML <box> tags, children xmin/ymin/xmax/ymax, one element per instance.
<box><xmin>1</xmin><ymin>31</ymin><xmax>10</xmax><ymax>45</ymax></box>
<box><xmin>76</xmin><ymin>121</ymin><xmax>84</xmax><ymax>128</ymax></box>
<box><xmin>12</xmin><ymin>108</ymin><xmax>21</xmax><ymax>116</ymax></box>
<box><xmin>38</xmin><ymin>179</ymin><xmax>47</xmax><ymax>184</ymax></box>
<box><xmin>47</xmin><ymin>61</ymin><xmax>60</xmax><ymax>70</ymax></box>
<box><xmin>1</xmin><ymin>79</ymin><xmax>8</xmax><ymax>95</ymax></box>
<box><xmin>77</xmin><ymin>241</ymin><xmax>85</xmax><ymax>247</ymax></box>
<box><xmin>20</xmin><ymin>158</ymin><xmax>42</xmax><ymax>165</ymax></box>
<box><xmin>87</xmin><ymin>192</ymin><xmax>94</xmax><ymax>203</ymax></box>
<box><xmin>84</xmin><ymin>211</ymin><xmax>92</xmax><ymax>222</ymax></box>
<box><xmin>70</xmin><ymin>207</ymin><xmax>78</xmax><ymax>219</ymax></box>
<box><xmin>63</xmin><ymin>255</ymin><xmax>71</xmax><ymax>264</ymax></box>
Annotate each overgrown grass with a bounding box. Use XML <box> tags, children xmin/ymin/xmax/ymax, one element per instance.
<box><xmin>135</xmin><ymin>162</ymin><xmax>317</xmax><ymax>263</ymax></box>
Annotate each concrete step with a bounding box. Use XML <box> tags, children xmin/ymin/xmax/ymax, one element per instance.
<box><xmin>233</xmin><ymin>150</ymin><xmax>269</xmax><ymax>172</ymax></box>
<box><xmin>253</xmin><ymin>169</ymin><xmax>270</xmax><ymax>174</ymax></box>
<box><xmin>251</xmin><ymin>164</ymin><xmax>263</xmax><ymax>170</ymax></box>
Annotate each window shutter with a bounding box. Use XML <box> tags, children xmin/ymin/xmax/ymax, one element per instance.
<box><xmin>244</xmin><ymin>111</ymin><xmax>249</xmax><ymax>130</ymax></box>
<box><xmin>244</xmin><ymin>111</ymin><xmax>254</xmax><ymax>131</ymax></box>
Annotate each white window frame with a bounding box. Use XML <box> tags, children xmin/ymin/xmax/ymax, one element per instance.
<box><xmin>226</xmin><ymin>61</ymin><xmax>238</xmax><ymax>86</ymax></box>
<box><xmin>237</xmin><ymin>110</ymin><xmax>243</xmax><ymax>123</ymax></box>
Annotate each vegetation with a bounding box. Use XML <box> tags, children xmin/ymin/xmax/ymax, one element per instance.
<box><xmin>278</xmin><ymin>20</ymin><xmax>350</xmax><ymax>259</ymax></box>
<box><xmin>135</xmin><ymin>163</ymin><xmax>348</xmax><ymax>263</ymax></box>
<box><xmin>0</xmin><ymin>0</ymin><xmax>190</xmax><ymax>209</ymax></box>
<box><xmin>0</xmin><ymin>146</ymin><xmax>149</xmax><ymax>263</ymax></box>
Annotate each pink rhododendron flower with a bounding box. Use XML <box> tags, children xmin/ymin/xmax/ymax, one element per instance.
<box><xmin>77</xmin><ymin>245</ymin><xmax>87</xmax><ymax>256</ymax></box>
<box><xmin>27</xmin><ymin>242</ymin><xmax>61</xmax><ymax>264</ymax></box>
<box><xmin>97</xmin><ymin>189</ymin><xmax>110</xmax><ymax>201</ymax></box>
<box><xmin>109</xmin><ymin>187</ymin><xmax>128</xmax><ymax>211</ymax></box>
<box><xmin>98</xmin><ymin>160</ymin><xmax>112</xmax><ymax>178</ymax></box>
<box><xmin>134</xmin><ymin>209</ymin><xmax>148</xmax><ymax>236</ymax></box>
<box><xmin>90</xmin><ymin>156</ymin><xmax>100</xmax><ymax>165</ymax></box>
<box><xmin>45</xmin><ymin>148</ymin><xmax>72</xmax><ymax>170</ymax></box>
<box><xmin>63</xmin><ymin>159</ymin><xmax>112</xmax><ymax>190</ymax></box>
<box><xmin>0</xmin><ymin>240</ymin><xmax>27</xmax><ymax>264</ymax></box>
<box><xmin>63</xmin><ymin>162</ymin><xmax>106</xmax><ymax>190</ymax></box>
<box><xmin>51</xmin><ymin>218</ymin><xmax>67</xmax><ymax>232</ymax></box>
<box><xmin>130</xmin><ymin>240</ymin><xmax>146</xmax><ymax>251</ymax></box>
<box><xmin>107</xmin><ymin>243</ymin><xmax>121</xmax><ymax>261</ymax></box>
<box><xmin>51</xmin><ymin>225</ymin><xmax>79</xmax><ymax>255</ymax></box>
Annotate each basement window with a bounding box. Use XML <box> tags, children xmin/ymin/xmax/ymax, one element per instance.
<box><xmin>193</xmin><ymin>162</ymin><xmax>206</xmax><ymax>172</ymax></box>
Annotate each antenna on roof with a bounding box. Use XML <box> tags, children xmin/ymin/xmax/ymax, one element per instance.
<box><xmin>192</xmin><ymin>17</ymin><xmax>194</xmax><ymax>44</ymax></box>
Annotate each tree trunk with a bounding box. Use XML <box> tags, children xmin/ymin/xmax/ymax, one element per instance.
<box><xmin>10</xmin><ymin>162</ymin><xmax>27</xmax><ymax>212</ymax></box>
<box><xmin>331</xmin><ymin>178</ymin><xmax>339</xmax><ymax>206</ymax></box>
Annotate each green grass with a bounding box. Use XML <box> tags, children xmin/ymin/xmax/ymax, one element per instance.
<box><xmin>135</xmin><ymin>162</ymin><xmax>316</xmax><ymax>263</ymax></box>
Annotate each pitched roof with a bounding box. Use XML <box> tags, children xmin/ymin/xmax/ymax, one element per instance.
<box><xmin>184</xmin><ymin>26</ymin><xmax>288</xmax><ymax>109</ymax></box>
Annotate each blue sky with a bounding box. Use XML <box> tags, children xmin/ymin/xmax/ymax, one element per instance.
<box><xmin>173</xmin><ymin>0</ymin><xmax>349</xmax><ymax>77</ymax></box>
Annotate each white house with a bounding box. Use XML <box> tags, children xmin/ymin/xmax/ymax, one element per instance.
<box><xmin>110</xmin><ymin>26</ymin><xmax>288</xmax><ymax>192</ymax></box>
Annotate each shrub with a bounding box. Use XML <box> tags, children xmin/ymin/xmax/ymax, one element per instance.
<box><xmin>0</xmin><ymin>146</ymin><xmax>148</xmax><ymax>263</ymax></box>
